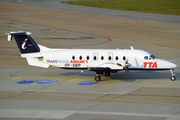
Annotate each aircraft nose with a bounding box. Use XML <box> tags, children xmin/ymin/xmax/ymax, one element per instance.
<box><xmin>158</xmin><ymin>59</ymin><xmax>177</xmax><ymax>69</ymax></box>
<box><xmin>170</xmin><ymin>62</ymin><xmax>177</xmax><ymax>68</ymax></box>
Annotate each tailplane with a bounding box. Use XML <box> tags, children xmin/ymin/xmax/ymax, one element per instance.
<box><xmin>7</xmin><ymin>31</ymin><xmax>50</xmax><ymax>68</ymax></box>
<box><xmin>7</xmin><ymin>31</ymin><xmax>40</xmax><ymax>54</ymax></box>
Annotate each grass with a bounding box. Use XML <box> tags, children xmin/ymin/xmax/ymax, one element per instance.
<box><xmin>62</xmin><ymin>0</ymin><xmax>180</xmax><ymax>15</ymax></box>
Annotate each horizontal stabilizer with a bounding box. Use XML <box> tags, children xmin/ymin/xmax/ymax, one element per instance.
<box><xmin>26</xmin><ymin>58</ymin><xmax>49</xmax><ymax>68</ymax></box>
<box><xmin>7</xmin><ymin>31</ymin><xmax>31</xmax><ymax>41</ymax></box>
<box><xmin>21</xmin><ymin>53</ymin><xmax>43</xmax><ymax>58</ymax></box>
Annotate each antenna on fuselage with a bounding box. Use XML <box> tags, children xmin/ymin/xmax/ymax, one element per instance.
<box><xmin>130</xmin><ymin>46</ymin><xmax>134</xmax><ymax>50</ymax></box>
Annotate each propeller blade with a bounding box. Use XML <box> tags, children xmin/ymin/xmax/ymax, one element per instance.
<box><xmin>125</xmin><ymin>67</ymin><xmax>129</xmax><ymax>74</ymax></box>
<box><xmin>124</xmin><ymin>57</ymin><xmax>131</xmax><ymax>74</ymax></box>
<box><xmin>125</xmin><ymin>58</ymin><xmax>128</xmax><ymax>64</ymax></box>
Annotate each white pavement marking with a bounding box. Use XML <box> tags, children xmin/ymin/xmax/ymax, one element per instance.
<box><xmin>0</xmin><ymin>109</ymin><xmax>180</xmax><ymax>120</ymax></box>
<box><xmin>79</xmin><ymin>111</ymin><xmax>180</xmax><ymax>118</ymax></box>
<box><xmin>0</xmin><ymin>109</ymin><xmax>77</xmax><ymax>119</ymax></box>
<box><xmin>1</xmin><ymin>109</ymin><xmax>180</xmax><ymax>119</ymax></box>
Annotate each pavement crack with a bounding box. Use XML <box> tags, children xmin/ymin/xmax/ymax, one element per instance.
<box><xmin>89</xmin><ymin>94</ymin><xmax>108</xmax><ymax>102</ymax></box>
<box><xmin>0</xmin><ymin>91</ymin><xmax>27</xmax><ymax>100</ymax></box>
<box><xmin>167</xmin><ymin>110</ymin><xmax>180</xmax><ymax>119</ymax></box>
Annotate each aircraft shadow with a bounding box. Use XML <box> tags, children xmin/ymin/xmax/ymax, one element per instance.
<box><xmin>59</xmin><ymin>70</ymin><xmax>179</xmax><ymax>81</ymax></box>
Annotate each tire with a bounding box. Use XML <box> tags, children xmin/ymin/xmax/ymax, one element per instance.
<box><xmin>170</xmin><ymin>76</ymin><xmax>176</xmax><ymax>81</ymax></box>
<box><xmin>95</xmin><ymin>76</ymin><xmax>101</xmax><ymax>81</ymax></box>
<box><xmin>105</xmin><ymin>72</ymin><xmax>110</xmax><ymax>77</ymax></box>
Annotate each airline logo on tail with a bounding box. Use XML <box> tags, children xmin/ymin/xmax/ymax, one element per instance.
<box><xmin>22</xmin><ymin>38</ymin><xmax>28</xmax><ymax>49</ymax></box>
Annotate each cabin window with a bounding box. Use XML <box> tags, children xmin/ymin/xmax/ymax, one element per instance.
<box><xmin>108</xmin><ymin>53</ymin><xmax>113</xmax><ymax>61</ymax></box>
<box><xmin>79</xmin><ymin>56</ymin><xmax>82</xmax><ymax>60</ymax></box>
<box><xmin>94</xmin><ymin>56</ymin><xmax>97</xmax><ymax>60</ymax></box>
<box><xmin>101</xmin><ymin>56</ymin><xmax>104</xmax><ymax>60</ymax></box>
<box><xmin>123</xmin><ymin>56</ymin><xmax>126</xmax><ymax>60</ymax></box>
<box><xmin>115</xmin><ymin>56</ymin><xmax>118</xmax><ymax>60</ymax></box>
<box><xmin>87</xmin><ymin>56</ymin><xmax>89</xmax><ymax>60</ymax></box>
<box><xmin>93</xmin><ymin>52</ymin><xmax>98</xmax><ymax>61</ymax></box>
<box><xmin>72</xmin><ymin>56</ymin><xmax>75</xmax><ymax>60</ymax></box>
<box><xmin>108</xmin><ymin>56</ymin><xmax>112</xmax><ymax>60</ymax></box>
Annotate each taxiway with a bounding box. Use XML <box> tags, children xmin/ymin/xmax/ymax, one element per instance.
<box><xmin>0</xmin><ymin>1</ymin><xmax>180</xmax><ymax>120</ymax></box>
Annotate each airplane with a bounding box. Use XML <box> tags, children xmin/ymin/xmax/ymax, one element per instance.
<box><xmin>6</xmin><ymin>31</ymin><xmax>177</xmax><ymax>81</ymax></box>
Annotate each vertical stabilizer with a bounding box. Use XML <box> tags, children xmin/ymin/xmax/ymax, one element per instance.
<box><xmin>7</xmin><ymin>31</ymin><xmax>40</xmax><ymax>54</ymax></box>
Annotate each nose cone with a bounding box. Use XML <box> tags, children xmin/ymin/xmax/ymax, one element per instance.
<box><xmin>158</xmin><ymin>59</ymin><xmax>177</xmax><ymax>69</ymax></box>
<box><xmin>167</xmin><ymin>62</ymin><xmax>177</xmax><ymax>68</ymax></box>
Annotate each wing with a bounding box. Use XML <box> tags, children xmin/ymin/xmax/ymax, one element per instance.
<box><xmin>88</xmin><ymin>61</ymin><xmax>130</xmax><ymax>72</ymax></box>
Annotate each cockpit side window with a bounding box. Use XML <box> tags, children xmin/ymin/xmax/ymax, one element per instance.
<box><xmin>144</xmin><ymin>56</ymin><xmax>148</xmax><ymax>60</ymax></box>
<box><xmin>144</xmin><ymin>55</ymin><xmax>156</xmax><ymax>60</ymax></box>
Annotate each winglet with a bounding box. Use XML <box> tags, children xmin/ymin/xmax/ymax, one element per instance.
<box><xmin>130</xmin><ymin>46</ymin><xmax>134</xmax><ymax>50</ymax></box>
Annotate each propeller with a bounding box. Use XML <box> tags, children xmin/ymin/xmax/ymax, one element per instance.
<box><xmin>123</xmin><ymin>56</ymin><xmax>131</xmax><ymax>74</ymax></box>
<box><xmin>124</xmin><ymin>46</ymin><xmax>133</xmax><ymax>74</ymax></box>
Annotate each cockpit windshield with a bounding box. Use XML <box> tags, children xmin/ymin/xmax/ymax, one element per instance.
<box><xmin>150</xmin><ymin>55</ymin><xmax>156</xmax><ymax>59</ymax></box>
<box><xmin>144</xmin><ymin>55</ymin><xmax>156</xmax><ymax>60</ymax></box>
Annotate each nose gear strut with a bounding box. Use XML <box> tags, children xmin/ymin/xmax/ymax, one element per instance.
<box><xmin>170</xmin><ymin>69</ymin><xmax>176</xmax><ymax>81</ymax></box>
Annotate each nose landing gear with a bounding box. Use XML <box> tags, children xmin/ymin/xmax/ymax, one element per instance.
<box><xmin>170</xmin><ymin>69</ymin><xmax>176</xmax><ymax>81</ymax></box>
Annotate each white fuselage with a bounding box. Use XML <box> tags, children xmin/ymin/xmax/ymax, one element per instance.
<box><xmin>33</xmin><ymin>49</ymin><xmax>176</xmax><ymax>71</ymax></box>
<box><xmin>8</xmin><ymin>31</ymin><xmax>177</xmax><ymax>81</ymax></box>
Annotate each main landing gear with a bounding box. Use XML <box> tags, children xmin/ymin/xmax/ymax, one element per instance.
<box><xmin>95</xmin><ymin>75</ymin><xmax>101</xmax><ymax>81</ymax></box>
<box><xmin>95</xmin><ymin>72</ymin><xmax>110</xmax><ymax>81</ymax></box>
<box><xmin>170</xmin><ymin>69</ymin><xmax>176</xmax><ymax>81</ymax></box>
<box><xmin>105</xmin><ymin>72</ymin><xmax>110</xmax><ymax>77</ymax></box>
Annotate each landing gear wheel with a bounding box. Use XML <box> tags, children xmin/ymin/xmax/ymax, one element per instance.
<box><xmin>170</xmin><ymin>69</ymin><xmax>176</xmax><ymax>81</ymax></box>
<box><xmin>105</xmin><ymin>72</ymin><xmax>110</xmax><ymax>77</ymax></box>
<box><xmin>95</xmin><ymin>76</ymin><xmax>101</xmax><ymax>81</ymax></box>
<box><xmin>170</xmin><ymin>76</ymin><xmax>176</xmax><ymax>81</ymax></box>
